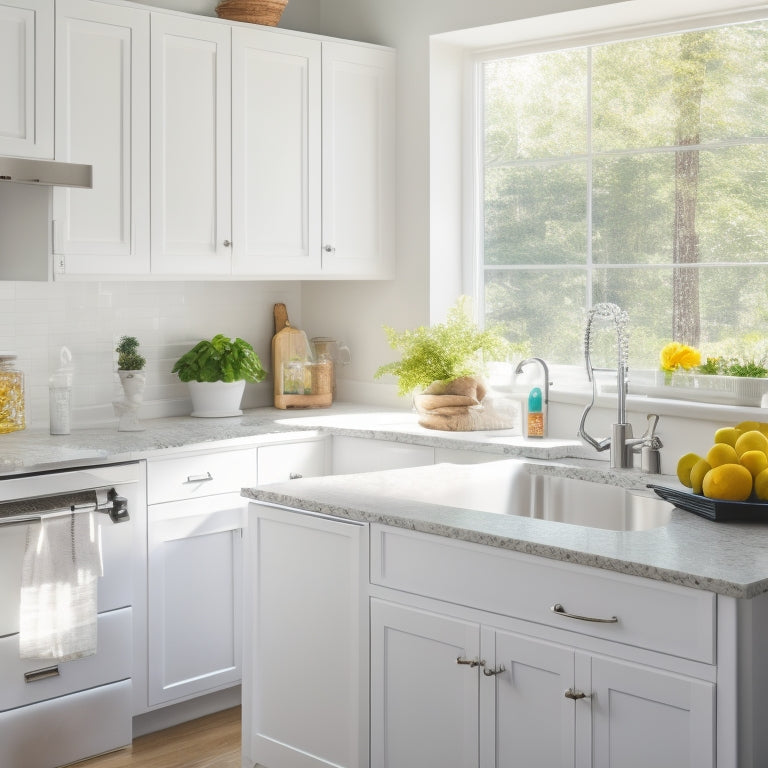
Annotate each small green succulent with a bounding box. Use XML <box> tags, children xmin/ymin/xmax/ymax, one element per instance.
<box><xmin>116</xmin><ymin>336</ymin><xmax>146</xmax><ymax>371</ymax></box>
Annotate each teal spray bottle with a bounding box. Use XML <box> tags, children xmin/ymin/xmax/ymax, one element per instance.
<box><xmin>527</xmin><ymin>386</ymin><xmax>545</xmax><ymax>438</ymax></box>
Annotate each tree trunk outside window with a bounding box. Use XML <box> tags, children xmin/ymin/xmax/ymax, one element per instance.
<box><xmin>672</xmin><ymin>32</ymin><xmax>713</xmax><ymax>347</ymax></box>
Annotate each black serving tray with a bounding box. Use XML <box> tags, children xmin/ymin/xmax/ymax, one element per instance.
<box><xmin>648</xmin><ymin>484</ymin><xmax>768</xmax><ymax>522</ymax></box>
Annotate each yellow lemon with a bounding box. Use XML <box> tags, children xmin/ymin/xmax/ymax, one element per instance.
<box><xmin>690</xmin><ymin>459</ymin><xmax>711</xmax><ymax>495</ymax></box>
<box><xmin>740</xmin><ymin>450</ymin><xmax>768</xmax><ymax>478</ymax></box>
<box><xmin>714</xmin><ymin>427</ymin><xmax>741</xmax><ymax>447</ymax></box>
<box><xmin>755</xmin><ymin>468</ymin><xmax>768</xmax><ymax>500</ymax></box>
<box><xmin>702</xmin><ymin>463</ymin><xmax>753</xmax><ymax>501</ymax></box>
<box><xmin>706</xmin><ymin>443</ymin><xmax>738</xmax><ymax>468</ymax></box>
<box><xmin>676</xmin><ymin>452</ymin><xmax>701</xmax><ymax>487</ymax></box>
<box><xmin>734</xmin><ymin>430</ymin><xmax>768</xmax><ymax>458</ymax></box>
<box><xmin>758</xmin><ymin>423</ymin><xmax>768</xmax><ymax>437</ymax></box>
<box><xmin>736</xmin><ymin>421</ymin><xmax>761</xmax><ymax>433</ymax></box>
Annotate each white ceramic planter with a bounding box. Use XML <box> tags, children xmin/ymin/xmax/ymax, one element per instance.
<box><xmin>188</xmin><ymin>380</ymin><xmax>245</xmax><ymax>417</ymax></box>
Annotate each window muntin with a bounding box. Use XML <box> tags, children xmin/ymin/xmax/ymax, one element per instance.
<box><xmin>478</xmin><ymin>19</ymin><xmax>768</xmax><ymax>371</ymax></box>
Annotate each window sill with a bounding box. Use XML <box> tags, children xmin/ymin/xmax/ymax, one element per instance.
<box><xmin>548</xmin><ymin>384</ymin><xmax>768</xmax><ymax>423</ymax></box>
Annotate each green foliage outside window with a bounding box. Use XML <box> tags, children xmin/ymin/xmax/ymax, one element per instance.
<box><xmin>480</xmin><ymin>19</ymin><xmax>768</xmax><ymax>371</ymax></box>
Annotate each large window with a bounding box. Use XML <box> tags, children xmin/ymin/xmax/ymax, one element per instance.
<box><xmin>478</xmin><ymin>18</ymin><xmax>768</xmax><ymax>370</ymax></box>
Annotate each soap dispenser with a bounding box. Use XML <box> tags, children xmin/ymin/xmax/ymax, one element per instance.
<box><xmin>527</xmin><ymin>387</ymin><xmax>545</xmax><ymax>438</ymax></box>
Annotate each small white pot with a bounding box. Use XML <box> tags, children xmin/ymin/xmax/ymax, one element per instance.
<box><xmin>188</xmin><ymin>380</ymin><xmax>245</xmax><ymax>417</ymax></box>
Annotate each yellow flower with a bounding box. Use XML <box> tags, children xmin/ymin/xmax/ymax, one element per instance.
<box><xmin>660</xmin><ymin>342</ymin><xmax>701</xmax><ymax>372</ymax></box>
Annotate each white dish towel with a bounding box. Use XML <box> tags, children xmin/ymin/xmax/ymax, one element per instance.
<box><xmin>19</xmin><ymin>511</ymin><xmax>103</xmax><ymax>662</ymax></box>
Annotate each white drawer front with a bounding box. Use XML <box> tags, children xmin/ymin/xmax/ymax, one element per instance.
<box><xmin>257</xmin><ymin>439</ymin><xmax>328</xmax><ymax>484</ymax></box>
<box><xmin>0</xmin><ymin>607</ymin><xmax>131</xmax><ymax>711</ymax></box>
<box><xmin>0</xmin><ymin>679</ymin><xmax>131</xmax><ymax>768</ymax></box>
<box><xmin>147</xmin><ymin>448</ymin><xmax>258</xmax><ymax>504</ymax></box>
<box><xmin>370</xmin><ymin>525</ymin><xmax>715</xmax><ymax>663</ymax></box>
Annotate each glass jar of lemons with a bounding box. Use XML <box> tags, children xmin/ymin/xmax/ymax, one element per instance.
<box><xmin>0</xmin><ymin>353</ymin><xmax>25</xmax><ymax>433</ymax></box>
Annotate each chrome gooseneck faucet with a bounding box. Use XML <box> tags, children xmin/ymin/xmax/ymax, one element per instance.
<box><xmin>514</xmin><ymin>357</ymin><xmax>550</xmax><ymax>407</ymax></box>
<box><xmin>577</xmin><ymin>303</ymin><xmax>662</xmax><ymax>471</ymax></box>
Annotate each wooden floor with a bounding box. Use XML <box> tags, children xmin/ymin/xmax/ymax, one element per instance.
<box><xmin>75</xmin><ymin>706</ymin><xmax>241</xmax><ymax>768</ymax></box>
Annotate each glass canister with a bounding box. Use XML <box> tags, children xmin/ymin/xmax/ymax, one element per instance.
<box><xmin>0</xmin><ymin>353</ymin><xmax>25</xmax><ymax>433</ymax></box>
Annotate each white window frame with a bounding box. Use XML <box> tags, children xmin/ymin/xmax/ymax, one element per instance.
<box><xmin>458</xmin><ymin>0</ymin><xmax>768</xmax><ymax>406</ymax></box>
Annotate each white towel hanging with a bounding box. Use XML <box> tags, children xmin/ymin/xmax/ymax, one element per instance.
<box><xmin>19</xmin><ymin>510</ymin><xmax>103</xmax><ymax>662</ymax></box>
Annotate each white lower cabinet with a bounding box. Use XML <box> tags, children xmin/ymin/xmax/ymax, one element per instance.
<box><xmin>369</xmin><ymin>525</ymin><xmax>716</xmax><ymax>768</ymax></box>
<box><xmin>142</xmin><ymin>439</ymin><xmax>327</xmax><ymax>713</ymax></box>
<box><xmin>332</xmin><ymin>435</ymin><xmax>435</xmax><ymax>474</ymax></box>
<box><xmin>371</xmin><ymin>597</ymin><xmax>715</xmax><ymax>768</ymax></box>
<box><xmin>244</xmin><ymin>502</ymin><xmax>368</xmax><ymax>768</ymax></box>
<box><xmin>147</xmin><ymin>493</ymin><xmax>244</xmax><ymax>706</ymax></box>
<box><xmin>370</xmin><ymin>600</ymin><xmax>480</xmax><ymax>768</ymax></box>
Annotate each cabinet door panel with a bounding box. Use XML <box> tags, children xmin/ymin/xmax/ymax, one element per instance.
<box><xmin>321</xmin><ymin>42</ymin><xmax>395</xmax><ymax>278</ymax></box>
<box><xmin>0</xmin><ymin>0</ymin><xmax>52</xmax><ymax>158</ymax></box>
<box><xmin>232</xmin><ymin>28</ymin><xmax>320</xmax><ymax>276</ymax></box>
<box><xmin>591</xmin><ymin>657</ymin><xmax>715</xmax><ymax>768</ymax></box>
<box><xmin>257</xmin><ymin>438</ymin><xmax>327</xmax><ymax>484</ymax></box>
<box><xmin>147</xmin><ymin>494</ymin><xmax>243</xmax><ymax>706</ymax></box>
<box><xmin>483</xmin><ymin>629</ymin><xmax>575</xmax><ymax>768</ymax></box>
<box><xmin>54</xmin><ymin>0</ymin><xmax>149</xmax><ymax>273</ymax></box>
<box><xmin>245</xmin><ymin>505</ymin><xmax>367</xmax><ymax>768</ymax></box>
<box><xmin>371</xmin><ymin>599</ymin><xmax>479</xmax><ymax>768</ymax></box>
<box><xmin>150</xmin><ymin>14</ymin><xmax>231</xmax><ymax>274</ymax></box>
<box><xmin>332</xmin><ymin>435</ymin><xmax>434</xmax><ymax>474</ymax></box>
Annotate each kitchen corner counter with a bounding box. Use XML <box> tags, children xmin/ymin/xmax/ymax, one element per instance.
<box><xmin>243</xmin><ymin>459</ymin><xmax>768</xmax><ymax>600</ymax></box>
<box><xmin>0</xmin><ymin>402</ymin><xmax>586</xmax><ymax>476</ymax></box>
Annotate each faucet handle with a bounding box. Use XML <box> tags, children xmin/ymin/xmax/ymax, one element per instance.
<box><xmin>640</xmin><ymin>414</ymin><xmax>662</xmax><ymax>473</ymax></box>
<box><xmin>642</xmin><ymin>413</ymin><xmax>660</xmax><ymax>441</ymax></box>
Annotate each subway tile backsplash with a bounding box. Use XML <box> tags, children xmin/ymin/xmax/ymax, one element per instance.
<box><xmin>2</xmin><ymin>280</ymin><xmax>301</xmax><ymax>428</ymax></box>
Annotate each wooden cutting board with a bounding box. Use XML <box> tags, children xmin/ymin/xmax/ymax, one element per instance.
<box><xmin>273</xmin><ymin>303</ymin><xmax>289</xmax><ymax>334</ymax></box>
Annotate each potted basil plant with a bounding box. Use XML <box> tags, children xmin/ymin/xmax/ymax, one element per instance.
<box><xmin>171</xmin><ymin>334</ymin><xmax>267</xmax><ymax>417</ymax></box>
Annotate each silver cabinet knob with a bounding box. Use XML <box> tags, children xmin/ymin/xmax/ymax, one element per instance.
<box><xmin>223</xmin><ymin>240</ymin><xmax>232</xmax><ymax>247</ymax></box>
<box><xmin>564</xmin><ymin>688</ymin><xmax>589</xmax><ymax>700</ymax></box>
<box><xmin>483</xmin><ymin>665</ymin><xmax>505</xmax><ymax>676</ymax></box>
<box><xmin>323</xmin><ymin>244</ymin><xmax>335</xmax><ymax>253</ymax></box>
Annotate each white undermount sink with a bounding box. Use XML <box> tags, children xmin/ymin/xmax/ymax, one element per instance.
<box><xmin>386</xmin><ymin>460</ymin><xmax>674</xmax><ymax>532</ymax></box>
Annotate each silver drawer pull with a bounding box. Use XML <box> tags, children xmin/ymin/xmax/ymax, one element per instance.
<box><xmin>289</xmin><ymin>472</ymin><xmax>303</xmax><ymax>480</ymax></box>
<box><xmin>483</xmin><ymin>664</ymin><xmax>505</xmax><ymax>677</ymax></box>
<box><xmin>24</xmin><ymin>665</ymin><xmax>60</xmax><ymax>683</ymax></box>
<box><xmin>564</xmin><ymin>688</ymin><xmax>590</xmax><ymax>700</ymax></box>
<box><xmin>185</xmin><ymin>472</ymin><xmax>213</xmax><ymax>484</ymax></box>
<box><xmin>456</xmin><ymin>656</ymin><xmax>484</xmax><ymax>668</ymax></box>
<box><xmin>551</xmin><ymin>603</ymin><xmax>618</xmax><ymax>624</ymax></box>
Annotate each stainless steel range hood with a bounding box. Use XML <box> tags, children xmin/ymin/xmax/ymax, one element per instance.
<box><xmin>0</xmin><ymin>156</ymin><xmax>92</xmax><ymax>188</ymax></box>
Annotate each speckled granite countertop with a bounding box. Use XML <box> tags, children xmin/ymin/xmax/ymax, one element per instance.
<box><xmin>7</xmin><ymin>401</ymin><xmax>767</xmax><ymax>600</ymax></box>
<box><xmin>244</xmin><ymin>458</ymin><xmax>768</xmax><ymax>600</ymax></box>
<box><xmin>0</xmin><ymin>402</ymin><xmax>586</xmax><ymax>476</ymax></box>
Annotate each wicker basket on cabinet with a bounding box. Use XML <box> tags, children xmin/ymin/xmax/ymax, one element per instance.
<box><xmin>215</xmin><ymin>0</ymin><xmax>287</xmax><ymax>25</ymax></box>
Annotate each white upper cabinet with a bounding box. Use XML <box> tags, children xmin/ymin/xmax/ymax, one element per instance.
<box><xmin>0</xmin><ymin>0</ymin><xmax>53</xmax><ymax>158</ymax></box>
<box><xmin>231</xmin><ymin>28</ymin><xmax>321</xmax><ymax>277</ymax></box>
<box><xmin>53</xmin><ymin>0</ymin><xmax>149</xmax><ymax>275</ymax></box>
<box><xmin>4</xmin><ymin>0</ymin><xmax>395</xmax><ymax>280</ymax></box>
<box><xmin>150</xmin><ymin>13</ymin><xmax>232</xmax><ymax>275</ymax></box>
<box><xmin>321</xmin><ymin>42</ymin><xmax>395</xmax><ymax>279</ymax></box>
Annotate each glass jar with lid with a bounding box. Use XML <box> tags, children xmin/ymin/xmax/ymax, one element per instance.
<box><xmin>0</xmin><ymin>353</ymin><xmax>25</xmax><ymax>433</ymax></box>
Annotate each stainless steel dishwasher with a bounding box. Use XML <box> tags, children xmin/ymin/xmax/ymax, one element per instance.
<box><xmin>0</xmin><ymin>461</ymin><xmax>143</xmax><ymax>768</ymax></box>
